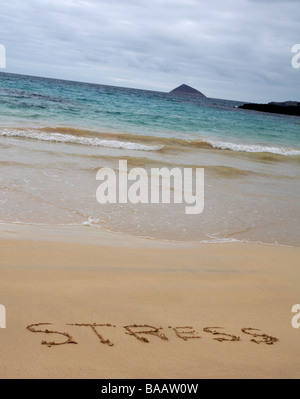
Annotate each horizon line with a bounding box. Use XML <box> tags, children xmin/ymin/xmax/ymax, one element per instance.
<box><xmin>0</xmin><ymin>70</ymin><xmax>247</xmax><ymax>104</ymax></box>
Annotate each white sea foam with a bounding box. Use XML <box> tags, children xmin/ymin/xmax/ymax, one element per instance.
<box><xmin>1</xmin><ymin>128</ymin><xmax>299</xmax><ymax>156</ymax></box>
<box><xmin>0</xmin><ymin>129</ymin><xmax>164</xmax><ymax>152</ymax></box>
<box><xmin>206</xmin><ymin>139</ymin><xmax>300</xmax><ymax>156</ymax></box>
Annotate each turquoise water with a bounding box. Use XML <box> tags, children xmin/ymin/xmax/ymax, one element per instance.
<box><xmin>0</xmin><ymin>72</ymin><xmax>299</xmax><ymax>246</ymax></box>
<box><xmin>0</xmin><ymin>72</ymin><xmax>299</xmax><ymax>154</ymax></box>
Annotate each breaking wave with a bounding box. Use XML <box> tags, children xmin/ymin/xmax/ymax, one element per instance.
<box><xmin>0</xmin><ymin>129</ymin><xmax>164</xmax><ymax>152</ymax></box>
<box><xmin>1</xmin><ymin>126</ymin><xmax>299</xmax><ymax>157</ymax></box>
<box><xmin>205</xmin><ymin>140</ymin><xmax>300</xmax><ymax>156</ymax></box>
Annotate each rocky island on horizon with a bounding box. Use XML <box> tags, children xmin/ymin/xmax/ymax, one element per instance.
<box><xmin>169</xmin><ymin>84</ymin><xmax>206</xmax><ymax>98</ymax></box>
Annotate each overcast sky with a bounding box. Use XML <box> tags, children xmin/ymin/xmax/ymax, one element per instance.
<box><xmin>0</xmin><ymin>0</ymin><xmax>299</xmax><ymax>102</ymax></box>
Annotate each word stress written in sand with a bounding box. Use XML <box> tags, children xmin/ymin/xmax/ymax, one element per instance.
<box><xmin>26</xmin><ymin>323</ymin><xmax>279</xmax><ymax>348</ymax></box>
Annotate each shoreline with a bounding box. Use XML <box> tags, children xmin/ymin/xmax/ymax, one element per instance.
<box><xmin>0</xmin><ymin>222</ymin><xmax>298</xmax><ymax>249</ymax></box>
<box><xmin>0</xmin><ymin>223</ymin><xmax>299</xmax><ymax>379</ymax></box>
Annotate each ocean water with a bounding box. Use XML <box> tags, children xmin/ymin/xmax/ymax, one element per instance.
<box><xmin>0</xmin><ymin>72</ymin><xmax>299</xmax><ymax>246</ymax></box>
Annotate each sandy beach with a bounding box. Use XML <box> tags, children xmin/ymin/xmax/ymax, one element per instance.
<box><xmin>0</xmin><ymin>223</ymin><xmax>299</xmax><ymax>379</ymax></box>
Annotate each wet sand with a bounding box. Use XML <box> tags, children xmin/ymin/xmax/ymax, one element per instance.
<box><xmin>0</xmin><ymin>223</ymin><xmax>299</xmax><ymax>379</ymax></box>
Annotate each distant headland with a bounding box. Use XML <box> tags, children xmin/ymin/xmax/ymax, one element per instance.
<box><xmin>169</xmin><ymin>84</ymin><xmax>206</xmax><ymax>98</ymax></box>
<box><xmin>239</xmin><ymin>101</ymin><xmax>300</xmax><ymax>117</ymax></box>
